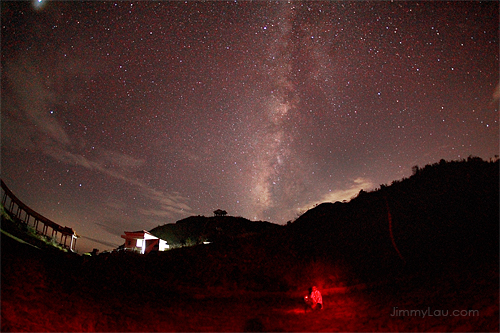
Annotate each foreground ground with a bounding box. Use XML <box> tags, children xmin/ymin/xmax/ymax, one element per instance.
<box><xmin>1</xmin><ymin>231</ymin><xmax>498</xmax><ymax>332</ymax></box>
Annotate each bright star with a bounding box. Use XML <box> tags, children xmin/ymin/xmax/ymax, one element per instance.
<box><xmin>33</xmin><ymin>0</ymin><xmax>46</xmax><ymax>10</ymax></box>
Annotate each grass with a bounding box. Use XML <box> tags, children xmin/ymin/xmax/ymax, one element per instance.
<box><xmin>0</xmin><ymin>229</ymin><xmax>39</xmax><ymax>249</ymax></box>
<box><xmin>2</xmin><ymin>231</ymin><xmax>498</xmax><ymax>332</ymax></box>
<box><xmin>1</xmin><ymin>206</ymin><xmax>68</xmax><ymax>253</ymax></box>
<box><xmin>1</xmin><ymin>157</ymin><xmax>498</xmax><ymax>331</ymax></box>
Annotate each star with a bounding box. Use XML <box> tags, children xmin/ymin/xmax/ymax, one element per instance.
<box><xmin>1</xmin><ymin>1</ymin><xmax>497</xmax><ymax>253</ymax></box>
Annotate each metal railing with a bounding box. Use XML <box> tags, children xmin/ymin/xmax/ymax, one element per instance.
<box><xmin>1</xmin><ymin>180</ymin><xmax>78</xmax><ymax>252</ymax></box>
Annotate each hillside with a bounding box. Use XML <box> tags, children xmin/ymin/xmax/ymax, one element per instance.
<box><xmin>149</xmin><ymin>215</ymin><xmax>283</xmax><ymax>247</ymax></box>
<box><xmin>286</xmin><ymin>156</ymin><xmax>499</xmax><ymax>280</ymax></box>
<box><xmin>1</xmin><ymin>157</ymin><xmax>498</xmax><ymax>331</ymax></box>
<box><xmin>141</xmin><ymin>157</ymin><xmax>498</xmax><ymax>291</ymax></box>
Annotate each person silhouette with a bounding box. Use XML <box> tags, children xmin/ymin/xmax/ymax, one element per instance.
<box><xmin>304</xmin><ymin>286</ymin><xmax>323</xmax><ymax>311</ymax></box>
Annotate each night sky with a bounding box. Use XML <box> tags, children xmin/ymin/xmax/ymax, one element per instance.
<box><xmin>2</xmin><ymin>1</ymin><xmax>498</xmax><ymax>253</ymax></box>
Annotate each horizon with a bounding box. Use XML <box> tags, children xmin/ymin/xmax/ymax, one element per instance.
<box><xmin>2</xmin><ymin>155</ymin><xmax>497</xmax><ymax>254</ymax></box>
<box><xmin>1</xmin><ymin>1</ymin><xmax>498</xmax><ymax>253</ymax></box>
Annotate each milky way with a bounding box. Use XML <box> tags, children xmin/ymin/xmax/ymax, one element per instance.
<box><xmin>2</xmin><ymin>1</ymin><xmax>498</xmax><ymax>253</ymax></box>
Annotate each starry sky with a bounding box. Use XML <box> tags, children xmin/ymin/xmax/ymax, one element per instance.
<box><xmin>2</xmin><ymin>1</ymin><xmax>498</xmax><ymax>253</ymax></box>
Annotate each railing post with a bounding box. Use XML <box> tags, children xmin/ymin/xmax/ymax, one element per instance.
<box><xmin>1</xmin><ymin>181</ymin><xmax>79</xmax><ymax>252</ymax></box>
<box><xmin>71</xmin><ymin>236</ymin><xmax>77</xmax><ymax>252</ymax></box>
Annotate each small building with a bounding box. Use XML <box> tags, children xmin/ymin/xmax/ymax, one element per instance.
<box><xmin>213</xmin><ymin>209</ymin><xmax>227</xmax><ymax>217</ymax></box>
<box><xmin>121</xmin><ymin>230</ymin><xmax>169</xmax><ymax>254</ymax></box>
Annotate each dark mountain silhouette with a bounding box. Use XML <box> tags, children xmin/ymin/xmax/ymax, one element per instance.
<box><xmin>149</xmin><ymin>215</ymin><xmax>283</xmax><ymax>247</ymax></box>
<box><xmin>285</xmin><ymin>156</ymin><xmax>499</xmax><ymax>281</ymax></box>
<box><xmin>139</xmin><ymin>156</ymin><xmax>498</xmax><ymax>290</ymax></box>
<box><xmin>1</xmin><ymin>157</ymin><xmax>498</xmax><ymax>331</ymax></box>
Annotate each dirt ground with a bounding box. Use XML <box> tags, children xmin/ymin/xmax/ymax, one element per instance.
<box><xmin>2</xmin><ymin>233</ymin><xmax>498</xmax><ymax>332</ymax></box>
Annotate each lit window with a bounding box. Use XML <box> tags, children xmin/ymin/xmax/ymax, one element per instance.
<box><xmin>136</xmin><ymin>239</ymin><xmax>143</xmax><ymax>247</ymax></box>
